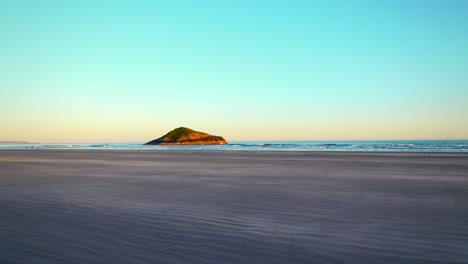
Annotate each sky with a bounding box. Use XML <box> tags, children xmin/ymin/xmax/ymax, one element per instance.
<box><xmin>1</xmin><ymin>0</ymin><xmax>467</xmax><ymax>142</ymax></box>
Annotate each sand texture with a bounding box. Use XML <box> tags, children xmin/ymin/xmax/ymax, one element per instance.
<box><xmin>0</xmin><ymin>150</ymin><xmax>467</xmax><ymax>264</ymax></box>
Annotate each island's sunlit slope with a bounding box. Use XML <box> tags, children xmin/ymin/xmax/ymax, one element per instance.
<box><xmin>145</xmin><ymin>127</ymin><xmax>227</xmax><ymax>145</ymax></box>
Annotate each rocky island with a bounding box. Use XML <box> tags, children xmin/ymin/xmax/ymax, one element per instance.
<box><xmin>144</xmin><ymin>127</ymin><xmax>228</xmax><ymax>145</ymax></box>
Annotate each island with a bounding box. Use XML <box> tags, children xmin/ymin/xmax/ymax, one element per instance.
<box><xmin>144</xmin><ymin>127</ymin><xmax>228</xmax><ymax>145</ymax></box>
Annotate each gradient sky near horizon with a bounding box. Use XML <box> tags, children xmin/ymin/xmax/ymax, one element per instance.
<box><xmin>1</xmin><ymin>0</ymin><xmax>467</xmax><ymax>142</ymax></box>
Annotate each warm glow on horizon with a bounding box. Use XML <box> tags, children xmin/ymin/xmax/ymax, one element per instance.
<box><xmin>2</xmin><ymin>118</ymin><xmax>467</xmax><ymax>143</ymax></box>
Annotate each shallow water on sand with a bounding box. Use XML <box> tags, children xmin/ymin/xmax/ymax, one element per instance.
<box><xmin>1</xmin><ymin>150</ymin><xmax>467</xmax><ymax>263</ymax></box>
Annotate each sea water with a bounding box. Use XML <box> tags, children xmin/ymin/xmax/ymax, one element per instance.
<box><xmin>1</xmin><ymin>140</ymin><xmax>467</xmax><ymax>152</ymax></box>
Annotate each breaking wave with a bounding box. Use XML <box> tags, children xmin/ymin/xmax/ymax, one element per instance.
<box><xmin>1</xmin><ymin>140</ymin><xmax>467</xmax><ymax>152</ymax></box>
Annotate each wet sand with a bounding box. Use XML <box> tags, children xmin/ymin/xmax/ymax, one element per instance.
<box><xmin>1</xmin><ymin>150</ymin><xmax>467</xmax><ymax>264</ymax></box>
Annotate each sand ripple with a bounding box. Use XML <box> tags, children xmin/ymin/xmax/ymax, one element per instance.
<box><xmin>1</xmin><ymin>150</ymin><xmax>467</xmax><ymax>263</ymax></box>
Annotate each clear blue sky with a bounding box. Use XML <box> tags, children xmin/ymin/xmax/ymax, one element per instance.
<box><xmin>1</xmin><ymin>0</ymin><xmax>467</xmax><ymax>142</ymax></box>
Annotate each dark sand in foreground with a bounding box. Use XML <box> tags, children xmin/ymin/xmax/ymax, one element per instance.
<box><xmin>1</xmin><ymin>150</ymin><xmax>467</xmax><ymax>264</ymax></box>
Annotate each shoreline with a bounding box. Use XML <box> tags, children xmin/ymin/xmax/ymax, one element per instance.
<box><xmin>2</xmin><ymin>139</ymin><xmax>467</xmax><ymax>153</ymax></box>
<box><xmin>2</xmin><ymin>148</ymin><xmax>468</xmax><ymax>155</ymax></box>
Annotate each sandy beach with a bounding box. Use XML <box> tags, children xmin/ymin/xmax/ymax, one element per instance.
<box><xmin>0</xmin><ymin>150</ymin><xmax>467</xmax><ymax>264</ymax></box>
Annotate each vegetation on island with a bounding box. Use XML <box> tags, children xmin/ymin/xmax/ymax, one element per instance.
<box><xmin>144</xmin><ymin>127</ymin><xmax>227</xmax><ymax>145</ymax></box>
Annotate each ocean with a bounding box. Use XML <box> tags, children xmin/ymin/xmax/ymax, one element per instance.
<box><xmin>1</xmin><ymin>140</ymin><xmax>467</xmax><ymax>152</ymax></box>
